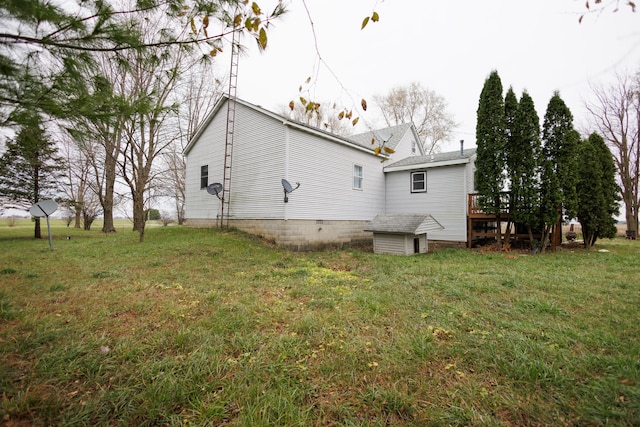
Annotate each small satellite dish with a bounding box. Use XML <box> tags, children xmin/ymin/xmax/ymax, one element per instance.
<box><xmin>282</xmin><ymin>179</ymin><xmax>293</xmax><ymax>194</ymax></box>
<box><xmin>281</xmin><ymin>179</ymin><xmax>300</xmax><ymax>203</ymax></box>
<box><xmin>207</xmin><ymin>183</ymin><xmax>223</xmax><ymax>199</ymax></box>
<box><xmin>29</xmin><ymin>200</ymin><xmax>58</xmax><ymax>218</ymax></box>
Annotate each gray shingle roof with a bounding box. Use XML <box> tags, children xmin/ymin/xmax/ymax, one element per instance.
<box><xmin>384</xmin><ymin>148</ymin><xmax>477</xmax><ymax>170</ymax></box>
<box><xmin>364</xmin><ymin>214</ymin><xmax>444</xmax><ymax>234</ymax></box>
<box><xmin>348</xmin><ymin>123</ymin><xmax>413</xmax><ymax>151</ymax></box>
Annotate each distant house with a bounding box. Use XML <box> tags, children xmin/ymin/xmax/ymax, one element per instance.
<box><xmin>184</xmin><ymin>96</ymin><xmax>475</xmax><ymax>251</ymax></box>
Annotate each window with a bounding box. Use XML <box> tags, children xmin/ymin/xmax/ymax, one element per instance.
<box><xmin>353</xmin><ymin>164</ymin><xmax>363</xmax><ymax>190</ymax></box>
<box><xmin>411</xmin><ymin>141</ymin><xmax>417</xmax><ymax>155</ymax></box>
<box><xmin>200</xmin><ymin>165</ymin><xmax>208</xmax><ymax>189</ymax></box>
<box><xmin>411</xmin><ymin>171</ymin><xmax>427</xmax><ymax>193</ymax></box>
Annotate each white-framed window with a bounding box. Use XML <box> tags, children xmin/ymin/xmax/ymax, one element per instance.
<box><xmin>200</xmin><ymin>165</ymin><xmax>208</xmax><ymax>189</ymax></box>
<box><xmin>411</xmin><ymin>171</ymin><xmax>427</xmax><ymax>193</ymax></box>
<box><xmin>411</xmin><ymin>141</ymin><xmax>417</xmax><ymax>155</ymax></box>
<box><xmin>353</xmin><ymin>164</ymin><xmax>363</xmax><ymax>190</ymax></box>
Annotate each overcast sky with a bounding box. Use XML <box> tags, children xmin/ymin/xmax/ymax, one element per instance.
<box><xmin>213</xmin><ymin>0</ymin><xmax>640</xmax><ymax>151</ymax></box>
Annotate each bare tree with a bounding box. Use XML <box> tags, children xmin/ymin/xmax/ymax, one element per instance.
<box><xmin>156</xmin><ymin>67</ymin><xmax>225</xmax><ymax>225</ymax></box>
<box><xmin>374</xmin><ymin>82</ymin><xmax>457</xmax><ymax>155</ymax></box>
<box><xmin>116</xmin><ymin>7</ymin><xmax>222</xmax><ymax>241</ymax></box>
<box><xmin>278</xmin><ymin>101</ymin><xmax>353</xmax><ymax>136</ymax></box>
<box><xmin>585</xmin><ymin>71</ymin><xmax>639</xmax><ymax>235</ymax></box>
<box><xmin>59</xmin><ymin>132</ymin><xmax>93</xmax><ymax>228</ymax></box>
<box><xmin>69</xmin><ymin>64</ymin><xmax>127</xmax><ymax>234</ymax></box>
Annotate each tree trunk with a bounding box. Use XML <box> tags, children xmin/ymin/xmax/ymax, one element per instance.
<box><xmin>34</xmin><ymin>217</ymin><xmax>41</xmax><ymax>239</ymax></box>
<box><xmin>74</xmin><ymin>203</ymin><xmax>82</xmax><ymax>228</ymax></box>
<box><xmin>538</xmin><ymin>225</ymin><xmax>553</xmax><ymax>254</ymax></box>
<box><xmin>74</xmin><ymin>180</ymin><xmax>85</xmax><ymax>229</ymax></box>
<box><xmin>176</xmin><ymin>198</ymin><xmax>185</xmax><ymax>225</ymax></box>
<box><xmin>101</xmin><ymin>154</ymin><xmax>117</xmax><ymax>233</ymax></box>
<box><xmin>131</xmin><ymin>188</ymin><xmax>146</xmax><ymax>241</ymax></box>
<box><xmin>624</xmin><ymin>203</ymin><xmax>638</xmax><ymax>235</ymax></box>
<box><xmin>503</xmin><ymin>219</ymin><xmax>512</xmax><ymax>249</ymax></box>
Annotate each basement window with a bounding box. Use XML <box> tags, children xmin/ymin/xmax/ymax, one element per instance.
<box><xmin>411</xmin><ymin>171</ymin><xmax>427</xmax><ymax>193</ymax></box>
<box><xmin>200</xmin><ymin>165</ymin><xmax>208</xmax><ymax>189</ymax></box>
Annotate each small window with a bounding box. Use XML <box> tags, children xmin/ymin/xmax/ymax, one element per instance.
<box><xmin>200</xmin><ymin>165</ymin><xmax>208</xmax><ymax>189</ymax></box>
<box><xmin>411</xmin><ymin>171</ymin><xmax>427</xmax><ymax>193</ymax></box>
<box><xmin>411</xmin><ymin>141</ymin><xmax>417</xmax><ymax>155</ymax></box>
<box><xmin>353</xmin><ymin>164</ymin><xmax>363</xmax><ymax>190</ymax></box>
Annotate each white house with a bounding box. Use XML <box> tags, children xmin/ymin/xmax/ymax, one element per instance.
<box><xmin>184</xmin><ymin>96</ymin><xmax>475</xmax><ymax>251</ymax></box>
<box><xmin>382</xmin><ymin>147</ymin><xmax>477</xmax><ymax>243</ymax></box>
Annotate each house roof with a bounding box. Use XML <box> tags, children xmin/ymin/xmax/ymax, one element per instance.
<box><xmin>348</xmin><ymin>123</ymin><xmax>420</xmax><ymax>153</ymax></box>
<box><xmin>383</xmin><ymin>148</ymin><xmax>477</xmax><ymax>172</ymax></box>
<box><xmin>184</xmin><ymin>95</ymin><xmax>419</xmax><ymax>158</ymax></box>
<box><xmin>364</xmin><ymin>214</ymin><xmax>444</xmax><ymax>235</ymax></box>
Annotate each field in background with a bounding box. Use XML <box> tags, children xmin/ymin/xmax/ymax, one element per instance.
<box><xmin>1</xmin><ymin>224</ymin><xmax>639</xmax><ymax>425</ymax></box>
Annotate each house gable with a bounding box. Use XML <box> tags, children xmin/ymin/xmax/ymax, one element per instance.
<box><xmin>184</xmin><ymin>96</ymin><xmax>388</xmax><ymax>224</ymax></box>
<box><xmin>349</xmin><ymin>122</ymin><xmax>424</xmax><ymax>160</ymax></box>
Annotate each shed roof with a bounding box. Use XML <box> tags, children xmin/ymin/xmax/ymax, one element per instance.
<box><xmin>364</xmin><ymin>214</ymin><xmax>444</xmax><ymax>235</ymax></box>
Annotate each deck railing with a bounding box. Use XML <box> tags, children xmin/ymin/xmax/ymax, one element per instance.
<box><xmin>468</xmin><ymin>192</ymin><xmax>511</xmax><ymax>216</ymax></box>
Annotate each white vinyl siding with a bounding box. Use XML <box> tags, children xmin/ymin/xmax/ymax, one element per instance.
<box><xmin>373</xmin><ymin>234</ymin><xmax>406</xmax><ymax>255</ymax></box>
<box><xmin>185</xmin><ymin>102</ymin><xmax>286</xmax><ymax>220</ymax></box>
<box><xmin>385</xmin><ymin>164</ymin><xmax>468</xmax><ymax>242</ymax></box>
<box><xmin>286</xmin><ymin>128</ymin><xmax>385</xmax><ymax>220</ymax></box>
<box><xmin>186</xmin><ymin>98</ymin><xmax>386</xmax><ymax>223</ymax></box>
<box><xmin>372</xmin><ymin>233</ymin><xmax>427</xmax><ymax>255</ymax></box>
<box><xmin>185</xmin><ymin>110</ymin><xmax>227</xmax><ymax>220</ymax></box>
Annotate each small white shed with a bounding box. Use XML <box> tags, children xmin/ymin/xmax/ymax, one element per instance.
<box><xmin>364</xmin><ymin>214</ymin><xmax>444</xmax><ymax>255</ymax></box>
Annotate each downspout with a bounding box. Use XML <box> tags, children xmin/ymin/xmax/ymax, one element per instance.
<box><xmin>284</xmin><ymin>125</ymin><xmax>290</xmax><ymax>221</ymax></box>
<box><xmin>463</xmin><ymin>152</ymin><xmax>469</xmax><ymax>246</ymax></box>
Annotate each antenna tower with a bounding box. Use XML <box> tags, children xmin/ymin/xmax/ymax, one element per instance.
<box><xmin>220</xmin><ymin>18</ymin><xmax>240</xmax><ymax>228</ymax></box>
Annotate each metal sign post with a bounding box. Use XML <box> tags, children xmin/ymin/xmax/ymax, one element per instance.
<box><xmin>29</xmin><ymin>200</ymin><xmax>58</xmax><ymax>251</ymax></box>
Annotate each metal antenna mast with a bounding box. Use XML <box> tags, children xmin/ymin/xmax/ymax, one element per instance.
<box><xmin>220</xmin><ymin>20</ymin><xmax>240</xmax><ymax>228</ymax></box>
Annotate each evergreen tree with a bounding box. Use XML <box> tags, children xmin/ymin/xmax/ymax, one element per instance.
<box><xmin>504</xmin><ymin>87</ymin><xmax>519</xmax><ymax>145</ymax></box>
<box><xmin>540</xmin><ymin>92</ymin><xmax>578</xmax><ymax>250</ymax></box>
<box><xmin>503</xmin><ymin>87</ymin><xmax>519</xmax><ymax>241</ymax></box>
<box><xmin>593</xmin><ymin>132</ymin><xmax>621</xmax><ymax>237</ymax></box>
<box><xmin>576</xmin><ymin>133</ymin><xmax>620</xmax><ymax>247</ymax></box>
<box><xmin>0</xmin><ymin>116</ymin><xmax>64</xmax><ymax>238</ymax></box>
<box><xmin>475</xmin><ymin>70</ymin><xmax>507</xmax><ymax>246</ymax></box>
<box><xmin>509</xmin><ymin>91</ymin><xmax>542</xmax><ymax>247</ymax></box>
<box><xmin>1</xmin><ymin>0</ymin><xmax>284</xmax><ymax>126</ymax></box>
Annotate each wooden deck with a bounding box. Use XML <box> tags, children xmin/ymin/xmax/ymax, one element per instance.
<box><xmin>467</xmin><ymin>193</ymin><xmax>561</xmax><ymax>249</ymax></box>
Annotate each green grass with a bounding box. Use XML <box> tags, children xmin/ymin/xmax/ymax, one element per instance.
<box><xmin>1</xmin><ymin>221</ymin><xmax>639</xmax><ymax>426</ymax></box>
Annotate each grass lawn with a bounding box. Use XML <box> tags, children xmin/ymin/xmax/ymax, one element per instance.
<box><xmin>1</xmin><ymin>220</ymin><xmax>639</xmax><ymax>426</ymax></box>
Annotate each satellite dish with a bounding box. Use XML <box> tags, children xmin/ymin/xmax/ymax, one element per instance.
<box><xmin>281</xmin><ymin>179</ymin><xmax>300</xmax><ymax>203</ymax></box>
<box><xmin>207</xmin><ymin>183</ymin><xmax>223</xmax><ymax>199</ymax></box>
<box><xmin>29</xmin><ymin>200</ymin><xmax>58</xmax><ymax>218</ymax></box>
<box><xmin>281</xmin><ymin>179</ymin><xmax>293</xmax><ymax>194</ymax></box>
